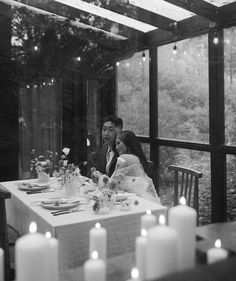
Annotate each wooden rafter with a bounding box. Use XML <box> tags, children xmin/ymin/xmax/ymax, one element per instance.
<box><xmin>145</xmin><ymin>15</ymin><xmax>212</xmax><ymax>47</ymax></box>
<box><xmin>92</xmin><ymin>0</ymin><xmax>176</xmax><ymax>32</ymax></box>
<box><xmin>164</xmin><ymin>0</ymin><xmax>224</xmax><ymax>24</ymax></box>
<box><xmin>28</xmin><ymin>0</ymin><xmax>145</xmax><ymax>42</ymax></box>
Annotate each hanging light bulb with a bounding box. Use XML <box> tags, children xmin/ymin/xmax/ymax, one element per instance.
<box><xmin>213</xmin><ymin>31</ymin><xmax>219</xmax><ymax>45</ymax></box>
<box><xmin>116</xmin><ymin>61</ymin><xmax>120</xmax><ymax>66</ymax></box>
<box><xmin>213</xmin><ymin>35</ymin><xmax>219</xmax><ymax>45</ymax></box>
<box><xmin>173</xmin><ymin>43</ymin><xmax>177</xmax><ymax>55</ymax></box>
<box><xmin>33</xmin><ymin>45</ymin><xmax>39</xmax><ymax>52</ymax></box>
<box><xmin>142</xmin><ymin>51</ymin><xmax>146</xmax><ymax>62</ymax></box>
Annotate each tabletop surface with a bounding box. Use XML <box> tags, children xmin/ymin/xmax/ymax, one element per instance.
<box><xmin>2</xmin><ymin>178</ymin><xmax>166</xmax><ymax>229</ymax></box>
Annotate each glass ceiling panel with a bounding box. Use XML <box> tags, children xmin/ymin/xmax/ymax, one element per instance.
<box><xmin>1</xmin><ymin>0</ymin><xmax>127</xmax><ymax>40</ymax></box>
<box><xmin>54</xmin><ymin>0</ymin><xmax>157</xmax><ymax>32</ymax></box>
<box><xmin>203</xmin><ymin>0</ymin><xmax>236</xmax><ymax>6</ymax></box>
<box><xmin>129</xmin><ymin>0</ymin><xmax>195</xmax><ymax>21</ymax></box>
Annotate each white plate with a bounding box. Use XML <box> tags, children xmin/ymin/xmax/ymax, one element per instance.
<box><xmin>18</xmin><ymin>182</ymin><xmax>49</xmax><ymax>191</ymax></box>
<box><xmin>40</xmin><ymin>196</ymin><xmax>80</xmax><ymax>210</ymax></box>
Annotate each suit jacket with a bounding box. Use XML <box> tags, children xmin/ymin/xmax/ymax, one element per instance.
<box><xmin>98</xmin><ymin>144</ymin><xmax>118</xmax><ymax>177</ymax></box>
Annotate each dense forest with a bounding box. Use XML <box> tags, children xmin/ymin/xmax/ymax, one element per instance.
<box><xmin>118</xmin><ymin>29</ymin><xmax>236</xmax><ymax>223</ymax></box>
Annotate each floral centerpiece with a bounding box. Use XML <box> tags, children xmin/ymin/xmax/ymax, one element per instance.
<box><xmin>53</xmin><ymin>148</ymin><xmax>82</xmax><ymax>195</ymax></box>
<box><xmin>30</xmin><ymin>149</ymin><xmax>58</xmax><ymax>182</ymax></box>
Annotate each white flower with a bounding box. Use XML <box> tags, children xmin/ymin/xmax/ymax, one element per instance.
<box><xmin>41</xmin><ymin>161</ymin><xmax>48</xmax><ymax>167</ymax></box>
<box><xmin>75</xmin><ymin>168</ymin><xmax>81</xmax><ymax>176</ymax></box>
<box><xmin>62</xmin><ymin>147</ymin><xmax>70</xmax><ymax>155</ymax></box>
<box><xmin>63</xmin><ymin>160</ymin><xmax>68</xmax><ymax>167</ymax></box>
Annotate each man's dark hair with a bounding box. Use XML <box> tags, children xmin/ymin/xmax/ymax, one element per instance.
<box><xmin>103</xmin><ymin>115</ymin><xmax>123</xmax><ymax>128</ymax></box>
<box><xmin>116</xmin><ymin>117</ymin><xmax>123</xmax><ymax>130</ymax></box>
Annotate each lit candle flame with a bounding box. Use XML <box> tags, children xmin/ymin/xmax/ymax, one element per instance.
<box><xmin>146</xmin><ymin>209</ymin><xmax>152</xmax><ymax>215</ymax></box>
<box><xmin>131</xmin><ymin>267</ymin><xmax>139</xmax><ymax>279</ymax></box>
<box><xmin>180</xmin><ymin>197</ymin><xmax>186</xmax><ymax>205</ymax></box>
<box><xmin>91</xmin><ymin>251</ymin><xmax>98</xmax><ymax>260</ymax></box>
<box><xmin>95</xmin><ymin>223</ymin><xmax>101</xmax><ymax>229</ymax></box>
<box><xmin>215</xmin><ymin>239</ymin><xmax>221</xmax><ymax>248</ymax></box>
<box><xmin>141</xmin><ymin>229</ymin><xmax>147</xmax><ymax>237</ymax></box>
<box><xmin>159</xmin><ymin>214</ymin><xmax>165</xmax><ymax>225</ymax></box>
<box><xmin>29</xmin><ymin>222</ymin><xmax>37</xmax><ymax>233</ymax></box>
<box><xmin>45</xmin><ymin>231</ymin><xmax>51</xmax><ymax>239</ymax></box>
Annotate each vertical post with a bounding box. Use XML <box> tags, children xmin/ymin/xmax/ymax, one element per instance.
<box><xmin>209</xmin><ymin>29</ymin><xmax>227</xmax><ymax>222</ymax></box>
<box><xmin>0</xmin><ymin>3</ymin><xmax>18</xmax><ymax>181</ymax></box>
<box><xmin>149</xmin><ymin>47</ymin><xmax>159</xmax><ymax>192</ymax></box>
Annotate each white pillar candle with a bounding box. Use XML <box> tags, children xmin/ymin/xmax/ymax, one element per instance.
<box><xmin>207</xmin><ymin>239</ymin><xmax>228</xmax><ymax>264</ymax></box>
<box><xmin>168</xmin><ymin>197</ymin><xmax>197</xmax><ymax>271</ymax></box>
<box><xmin>140</xmin><ymin>210</ymin><xmax>156</xmax><ymax>230</ymax></box>
<box><xmin>0</xmin><ymin>248</ymin><xmax>4</xmax><ymax>281</ymax></box>
<box><xmin>45</xmin><ymin>232</ymin><xmax>59</xmax><ymax>281</ymax></box>
<box><xmin>146</xmin><ymin>215</ymin><xmax>179</xmax><ymax>280</ymax></box>
<box><xmin>15</xmin><ymin>222</ymin><xmax>50</xmax><ymax>281</ymax></box>
<box><xmin>135</xmin><ymin>229</ymin><xmax>147</xmax><ymax>281</ymax></box>
<box><xmin>84</xmin><ymin>251</ymin><xmax>106</xmax><ymax>281</ymax></box>
<box><xmin>126</xmin><ymin>267</ymin><xmax>140</xmax><ymax>281</ymax></box>
<box><xmin>89</xmin><ymin>223</ymin><xmax>107</xmax><ymax>260</ymax></box>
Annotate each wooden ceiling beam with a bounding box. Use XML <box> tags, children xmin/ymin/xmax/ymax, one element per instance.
<box><xmin>164</xmin><ymin>0</ymin><xmax>225</xmax><ymax>24</ymax></box>
<box><xmin>219</xmin><ymin>2</ymin><xmax>236</xmax><ymax>28</ymax></box>
<box><xmin>145</xmin><ymin>15</ymin><xmax>213</xmax><ymax>47</ymax></box>
<box><xmin>96</xmin><ymin>0</ymin><xmax>176</xmax><ymax>32</ymax></box>
<box><xmin>9</xmin><ymin>0</ymin><xmax>130</xmax><ymax>50</ymax></box>
<box><xmin>18</xmin><ymin>0</ymin><xmax>144</xmax><ymax>43</ymax></box>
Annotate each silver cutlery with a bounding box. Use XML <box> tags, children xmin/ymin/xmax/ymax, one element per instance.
<box><xmin>51</xmin><ymin>208</ymin><xmax>83</xmax><ymax>216</ymax></box>
<box><xmin>26</xmin><ymin>189</ymin><xmax>55</xmax><ymax>195</ymax></box>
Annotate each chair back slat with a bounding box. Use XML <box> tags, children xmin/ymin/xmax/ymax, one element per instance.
<box><xmin>174</xmin><ymin>170</ymin><xmax>179</xmax><ymax>206</ymax></box>
<box><xmin>168</xmin><ymin>165</ymin><xmax>202</xmax><ymax>224</ymax></box>
<box><xmin>188</xmin><ymin>174</ymin><xmax>194</xmax><ymax>206</ymax></box>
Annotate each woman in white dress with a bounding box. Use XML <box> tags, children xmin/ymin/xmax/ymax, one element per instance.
<box><xmin>110</xmin><ymin>130</ymin><xmax>161</xmax><ymax>203</ymax></box>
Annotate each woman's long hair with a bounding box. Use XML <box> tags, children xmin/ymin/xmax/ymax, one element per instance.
<box><xmin>117</xmin><ymin>130</ymin><xmax>152</xmax><ymax>177</ymax></box>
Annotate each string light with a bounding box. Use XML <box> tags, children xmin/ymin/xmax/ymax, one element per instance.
<box><xmin>142</xmin><ymin>51</ymin><xmax>146</xmax><ymax>62</ymax></box>
<box><xmin>116</xmin><ymin>61</ymin><xmax>120</xmax><ymax>66</ymax></box>
<box><xmin>33</xmin><ymin>45</ymin><xmax>39</xmax><ymax>51</ymax></box>
<box><xmin>173</xmin><ymin>43</ymin><xmax>177</xmax><ymax>55</ymax></box>
<box><xmin>75</xmin><ymin>56</ymin><xmax>81</xmax><ymax>62</ymax></box>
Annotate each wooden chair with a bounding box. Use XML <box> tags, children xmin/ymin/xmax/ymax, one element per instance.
<box><xmin>168</xmin><ymin>165</ymin><xmax>203</xmax><ymax>221</ymax></box>
<box><xmin>0</xmin><ymin>184</ymin><xmax>11</xmax><ymax>281</ymax></box>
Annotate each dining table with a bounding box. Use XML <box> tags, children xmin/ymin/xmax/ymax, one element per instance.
<box><xmin>2</xmin><ymin>177</ymin><xmax>166</xmax><ymax>270</ymax></box>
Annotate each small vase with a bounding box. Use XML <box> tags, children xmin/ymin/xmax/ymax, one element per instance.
<box><xmin>64</xmin><ymin>179</ymin><xmax>79</xmax><ymax>196</ymax></box>
<box><xmin>37</xmin><ymin>171</ymin><xmax>50</xmax><ymax>183</ymax></box>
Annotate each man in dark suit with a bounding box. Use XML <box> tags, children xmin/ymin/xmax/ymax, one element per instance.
<box><xmin>97</xmin><ymin>115</ymin><xmax>123</xmax><ymax>177</ymax></box>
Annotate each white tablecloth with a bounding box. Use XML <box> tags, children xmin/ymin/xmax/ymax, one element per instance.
<box><xmin>3</xmin><ymin>179</ymin><xmax>166</xmax><ymax>270</ymax></box>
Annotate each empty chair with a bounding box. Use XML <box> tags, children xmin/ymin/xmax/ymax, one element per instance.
<box><xmin>168</xmin><ymin>165</ymin><xmax>203</xmax><ymax>221</ymax></box>
<box><xmin>0</xmin><ymin>184</ymin><xmax>12</xmax><ymax>281</ymax></box>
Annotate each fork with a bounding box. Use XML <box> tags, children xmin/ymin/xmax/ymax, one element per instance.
<box><xmin>51</xmin><ymin>208</ymin><xmax>83</xmax><ymax>216</ymax></box>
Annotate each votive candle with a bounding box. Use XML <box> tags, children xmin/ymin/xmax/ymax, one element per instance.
<box><xmin>207</xmin><ymin>239</ymin><xmax>228</xmax><ymax>264</ymax></box>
